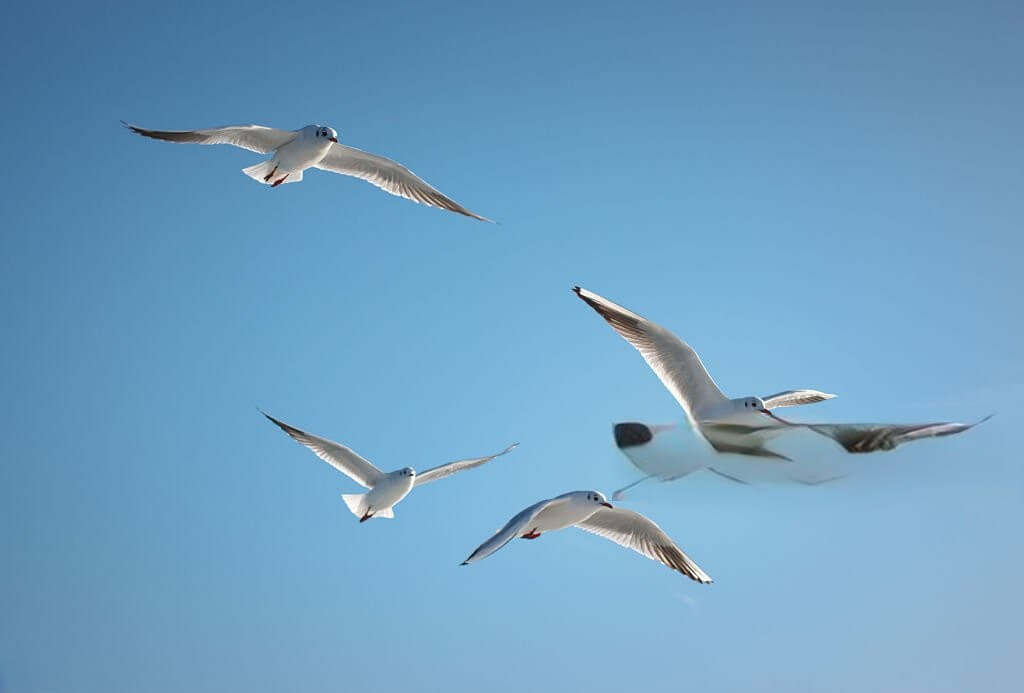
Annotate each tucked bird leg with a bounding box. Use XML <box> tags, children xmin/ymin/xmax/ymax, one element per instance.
<box><xmin>262</xmin><ymin>164</ymin><xmax>279</xmax><ymax>182</ymax></box>
<box><xmin>360</xmin><ymin>510</ymin><xmax>374</xmax><ymax>523</ymax></box>
<box><xmin>521</xmin><ymin>529</ymin><xmax>541</xmax><ymax>540</ymax></box>
<box><xmin>271</xmin><ymin>174</ymin><xmax>290</xmax><ymax>187</ymax></box>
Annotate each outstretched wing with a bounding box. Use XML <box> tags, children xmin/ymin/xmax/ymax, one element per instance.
<box><xmin>809</xmin><ymin>416</ymin><xmax>991</xmax><ymax>453</ymax></box>
<box><xmin>573</xmin><ymin>287</ymin><xmax>728</xmax><ymax>425</ymax></box>
<box><xmin>262</xmin><ymin>412</ymin><xmax>384</xmax><ymax>488</ymax></box>
<box><xmin>575</xmin><ymin>507</ymin><xmax>713</xmax><ymax>583</ymax></box>
<box><xmin>123</xmin><ymin>122</ymin><xmax>298</xmax><ymax>154</ymax></box>
<box><xmin>461</xmin><ymin>497</ymin><xmax>564</xmax><ymax>565</ymax></box>
<box><xmin>315</xmin><ymin>143</ymin><xmax>492</xmax><ymax>221</ymax></box>
<box><xmin>414</xmin><ymin>442</ymin><xmax>518</xmax><ymax>487</ymax></box>
<box><xmin>761</xmin><ymin>389</ymin><xmax>836</xmax><ymax>409</ymax></box>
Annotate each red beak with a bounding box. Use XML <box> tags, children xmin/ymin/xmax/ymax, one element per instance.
<box><xmin>329</xmin><ymin>137</ymin><xmax>338</xmax><ymax>143</ymax></box>
<box><xmin>601</xmin><ymin>502</ymin><xmax>613</xmax><ymax>508</ymax></box>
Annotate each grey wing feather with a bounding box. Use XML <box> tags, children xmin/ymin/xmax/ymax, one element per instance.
<box><xmin>761</xmin><ymin>389</ymin><xmax>837</xmax><ymax>409</ymax></box>
<box><xmin>573</xmin><ymin>287</ymin><xmax>727</xmax><ymax>425</ymax></box>
<box><xmin>314</xmin><ymin>143</ymin><xmax>492</xmax><ymax>221</ymax></box>
<box><xmin>414</xmin><ymin>442</ymin><xmax>518</xmax><ymax>487</ymax></box>
<box><xmin>575</xmin><ymin>507</ymin><xmax>713</xmax><ymax>583</ymax></box>
<box><xmin>700</xmin><ymin>421</ymin><xmax>800</xmax><ymax>461</ymax></box>
<box><xmin>809</xmin><ymin>415</ymin><xmax>991</xmax><ymax>454</ymax></box>
<box><xmin>461</xmin><ymin>498</ymin><xmax>557</xmax><ymax>565</ymax></box>
<box><xmin>262</xmin><ymin>412</ymin><xmax>384</xmax><ymax>488</ymax></box>
<box><xmin>123</xmin><ymin>122</ymin><xmax>297</xmax><ymax>154</ymax></box>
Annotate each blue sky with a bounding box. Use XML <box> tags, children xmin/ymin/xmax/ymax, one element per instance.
<box><xmin>1</xmin><ymin>1</ymin><xmax>1022</xmax><ymax>691</ymax></box>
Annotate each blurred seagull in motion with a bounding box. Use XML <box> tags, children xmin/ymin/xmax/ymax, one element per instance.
<box><xmin>461</xmin><ymin>490</ymin><xmax>712</xmax><ymax>583</ymax></box>
<box><xmin>262</xmin><ymin>411</ymin><xmax>517</xmax><ymax>522</ymax></box>
<box><xmin>573</xmin><ymin>286</ymin><xmax>832</xmax><ymax>460</ymax></box>
<box><xmin>572</xmin><ymin>286</ymin><xmax>990</xmax><ymax>495</ymax></box>
<box><xmin>123</xmin><ymin>121</ymin><xmax>492</xmax><ymax>221</ymax></box>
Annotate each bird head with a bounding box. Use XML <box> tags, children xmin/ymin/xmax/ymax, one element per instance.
<box><xmin>312</xmin><ymin>125</ymin><xmax>339</xmax><ymax>143</ymax></box>
<box><xmin>742</xmin><ymin>396</ymin><xmax>791</xmax><ymax>424</ymax></box>
<box><xmin>584</xmin><ymin>490</ymin><xmax>613</xmax><ymax>509</ymax></box>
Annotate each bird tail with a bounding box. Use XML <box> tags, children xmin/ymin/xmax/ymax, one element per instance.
<box><xmin>341</xmin><ymin>493</ymin><xmax>369</xmax><ymax>518</ymax></box>
<box><xmin>242</xmin><ymin>160</ymin><xmax>277</xmax><ymax>184</ymax></box>
<box><xmin>241</xmin><ymin>162</ymin><xmax>303</xmax><ymax>185</ymax></box>
<box><xmin>340</xmin><ymin>494</ymin><xmax>395</xmax><ymax>521</ymax></box>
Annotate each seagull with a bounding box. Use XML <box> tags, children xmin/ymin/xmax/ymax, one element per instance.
<box><xmin>572</xmin><ymin>286</ymin><xmax>989</xmax><ymax>491</ymax></box>
<box><xmin>573</xmin><ymin>286</ymin><xmax>832</xmax><ymax>461</ymax></box>
<box><xmin>262</xmin><ymin>412</ymin><xmax>517</xmax><ymax>522</ymax></box>
<box><xmin>461</xmin><ymin>490</ymin><xmax>712</xmax><ymax>583</ymax></box>
<box><xmin>123</xmin><ymin>121</ymin><xmax>492</xmax><ymax>221</ymax></box>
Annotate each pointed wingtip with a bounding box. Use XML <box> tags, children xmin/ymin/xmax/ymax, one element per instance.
<box><xmin>460</xmin><ymin>561</ymin><xmax>469</xmax><ymax>566</ymax></box>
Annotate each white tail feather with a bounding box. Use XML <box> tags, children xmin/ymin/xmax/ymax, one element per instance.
<box><xmin>341</xmin><ymin>493</ymin><xmax>368</xmax><ymax>518</ymax></box>
<box><xmin>241</xmin><ymin>162</ymin><xmax>303</xmax><ymax>185</ymax></box>
<box><xmin>242</xmin><ymin>161</ymin><xmax>276</xmax><ymax>184</ymax></box>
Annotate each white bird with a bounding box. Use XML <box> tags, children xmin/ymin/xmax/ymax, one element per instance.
<box><xmin>572</xmin><ymin>286</ymin><xmax>989</xmax><ymax>493</ymax></box>
<box><xmin>123</xmin><ymin>121</ymin><xmax>492</xmax><ymax>221</ymax></box>
<box><xmin>461</xmin><ymin>490</ymin><xmax>712</xmax><ymax>583</ymax></box>
<box><xmin>263</xmin><ymin>412</ymin><xmax>517</xmax><ymax>521</ymax></box>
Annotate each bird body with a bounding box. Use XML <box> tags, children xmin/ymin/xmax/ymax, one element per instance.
<box><xmin>341</xmin><ymin>469</ymin><xmax>417</xmax><ymax>522</ymax></box>
<box><xmin>239</xmin><ymin>124</ymin><xmax>337</xmax><ymax>186</ymax></box>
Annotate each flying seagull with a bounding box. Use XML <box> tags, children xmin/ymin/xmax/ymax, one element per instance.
<box><xmin>572</xmin><ymin>286</ymin><xmax>988</xmax><ymax>493</ymax></box>
<box><xmin>461</xmin><ymin>490</ymin><xmax>712</xmax><ymax>583</ymax></box>
<box><xmin>262</xmin><ymin>411</ymin><xmax>517</xmax><ymax>521</ymax></box>
<box><xmin>123</xmin><ymin>121</ymin><xmax>492</xmax><ymax>221</ymax></box>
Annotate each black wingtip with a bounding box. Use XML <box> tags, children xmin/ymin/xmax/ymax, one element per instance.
<box><xmin>460</xmin><ymin>561</ymin><xmax>469</xmax><ymax>566</ymax></box>
<box><xmin>614</xmin><ymin>422</ymin><xmax>654</xmax><ymax>449</ymax></box>
<box><xmin>572</xmin><ymin>285</ymin><xmax>582</xmax><ymax>295</ymax></box>
<box><xmin>260</xmin><ymin>410</ymin><xmax>290</xmax><ymax>431</ymax></box>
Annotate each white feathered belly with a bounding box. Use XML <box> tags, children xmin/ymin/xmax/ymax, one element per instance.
<box><xmin>275</xmin><ymin>139</ymin><xmax>333</xmax><ymax>173</ymax></box>
<box><xmin>366</xmin><ymin>475</ymin><xmax>416</xmax><ymax>511</ymax></box>
<box><xmin>530</xmin><ymin>503</ymin><xmax>593</xmax><ymax>533</ymax></box>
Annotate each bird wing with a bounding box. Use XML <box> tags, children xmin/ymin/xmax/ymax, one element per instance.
<box><xmin>699</xmin><ymin>421</ymin><xmax>803</xmax><ymax>461</ymax></box>
<box><xmin>314</xmin><ymin>143</ymin><xmax>492</xmax><ymax>221</ymax></box>
<box><xmin>123</xmin><ymin>122</ymin><xmax>298</xmax><ymax>154</ymax></box>
<box><xmin>761</xmin><ymin>389</ymin><xmax>837</xmax><ymax>409</ymax></box>
<box><xmin>573</xmin><ymin>287</ymin><xmax>728</xmax><ymax>426</ymax></box>
<box><xmin>262</xmin><ymin>412</ymin><xmax>384</xmax><ymax>488</ymax></box>
<box><xmin>575</xmin><ymin>507</ymin><xmax>713</xmax><ymax>583</ymax></box>
<box><xmin>808</xmin><ymin>415</ymin><xmax>991</xmax><ymax>453</ymax></box>
<box><xmin>413</xmin><ymin>442</ymin><xmax>518</xmax><ymax>487</ymax></box>
<box><xmin>461</xmin><ymin>497</ymin><xmax>567</xmax><ymax>565</ymax></box>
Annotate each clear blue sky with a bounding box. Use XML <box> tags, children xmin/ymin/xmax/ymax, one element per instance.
<box><xmin>2</xmin><ymin>2</ymin><xmax>1022</xmax><ymax>691</ymax></box>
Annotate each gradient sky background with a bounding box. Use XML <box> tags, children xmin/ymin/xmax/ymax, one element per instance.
<box><xmin>2</xmin><ymin>2</ymin><xmax>1022</xmax><ymax>691</ymax></box>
